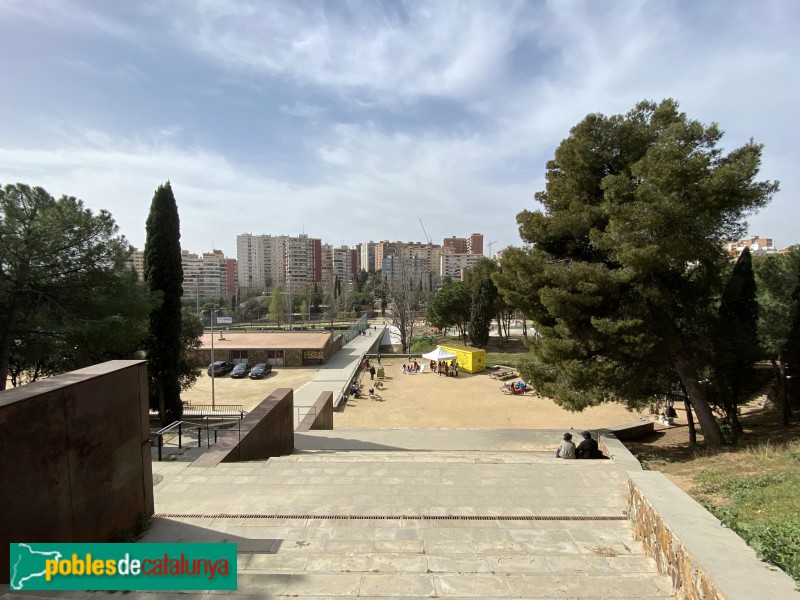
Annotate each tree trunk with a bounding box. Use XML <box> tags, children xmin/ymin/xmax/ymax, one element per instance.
<box><xmin>157</xmin><ymin>380</ymin><xmax>167</xmax><ymax>426</ymax></box>
<box><xmin>772</xmin><ymin>358</ymin><xmax>790</xmax><ymax>426</ymax></box>
<box><xmin>673</xmin><ymin>356</ymin><xmax>724</xmax><ymax>446</ymax></box>
<box><xmin>684</xmin><ymin>396</ymin><xmax>697</xmax><ymax>446</ymax></box>
<box><xmin>0</xmin><ymin>301</ymin><xmax>20</xmax><ymax>391</ymax></box>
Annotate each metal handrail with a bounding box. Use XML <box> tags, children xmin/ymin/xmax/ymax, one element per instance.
<box><xmin>152</xmin><ymin>417</ymin><xmax>242</xmax><ymax>461</ymax></box>
<box><xmin>154</xmin><ymin>420</ymin><xmax>198</xmax><ymax>436</ymax></box>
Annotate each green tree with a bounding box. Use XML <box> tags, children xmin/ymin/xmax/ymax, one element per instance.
<box><xmin>496</xmin><ymin>99</ymin><xmax>777</xmax><ymax>446</ymax></box>
<box><xmin>754</xmin><ymin>248</ymin><xmax>800</xmax><ymax>425</ymax></box>
<box><xmin>784</xmin><ymin>279</ymin><xmax>800</xmax><ymax>420</ymax></box>
<box><xmin>178</xmin><ymin>310</ymin><xmax>203</xmax><ymax>392</ymax></box>
<box><xmin>144</xmin><ymin>182</ymin><xmax>184</xmax><ymax>425</ymax></box>
<box><xmin>269</xmin><ymin>286</ymin><xmax>284</xmax><ymax>326</ymax></box>
<box><xmin>0</xmin><ymin>183</ymin><xmax>137</xmax><ymax>389</ymax></box>
<box><xmin>712</xmin><ymin>248</ymin><xmax>760</xmax><ymax>439</ymax></box>
<box><xmin>468</xmin><ymin>278</ymin><xmax>497</xmax><ymax>348</ymax></box>
<box><xmin>427</xmin><ymin>281</ymin><xmax>471</xmax><ymax>340</ymax></box>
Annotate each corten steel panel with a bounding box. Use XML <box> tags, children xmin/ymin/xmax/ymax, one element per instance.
<box><xmin>193</xmin><ymin>388</ymin><xmax>294</xmax><ymax>467</ymax></box>
<box><xmin>0</xmin><ymin>388</ymin><xmax>74</xmax><ymax>583</ymax></box>
<box><xmin>0</xmin><ymin>361</ymin><xmax>152</xmax><ymax>584</ymax></box>
<box><xmin>64</xmin><ymin>364</ymin><xmax>149</xmax><ymax>542</ymax></box>
<box><xmin>137</xmin><ymin>363</ymin><xmax>155</xmax><ymax>516</ymax></box>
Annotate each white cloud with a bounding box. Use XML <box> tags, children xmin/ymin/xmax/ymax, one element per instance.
<box><xmin>159</xmin><ymin>0</ymin><xmax>537</xmax><ymax>103</ymax></box>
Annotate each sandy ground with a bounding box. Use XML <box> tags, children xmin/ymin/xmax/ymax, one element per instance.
<box><xmin>182</xmin><ymin>367</ymin><xmax>320</xmax><ymax>412</ymax></box>
<box><xmin>181</xmin><ymin>357</ymin><xmax>652</xmax><ymax>429</ymax></box>
<box><xmin>335</xmin><ymin>357</ymin><xmax>651</xmax><ymax>430</ymax></box>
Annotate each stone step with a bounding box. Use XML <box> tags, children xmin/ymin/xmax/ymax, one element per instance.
<box><xmin>142</xmin><ymin>440</ymin><xmax>677</xmax><ymax>599</ymax></box>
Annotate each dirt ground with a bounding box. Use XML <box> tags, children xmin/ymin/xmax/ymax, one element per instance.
<box><xmin>334</xmin><ymin>357</ymin><xmax>651</xmax><ymax>430</ymax></box>
<box><xmin>182</xmin><ymin>357</ymin><xmax>652</xmax><ymax>430</ymax></box>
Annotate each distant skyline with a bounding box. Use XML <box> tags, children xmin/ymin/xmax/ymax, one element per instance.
<box><xmin>1</xmin><ymin>1</ymin><xmax>798</xmax><ymax>257</ymax></box>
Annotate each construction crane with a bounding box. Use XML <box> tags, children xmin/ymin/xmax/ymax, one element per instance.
<box><xmin>486</xmin><ymin>241</ymin><xmax>499</xmax><ymax>256</ymax></box>
<box><xmin>419</xmin><ymin>218</ymin><xmax>432</xmax><ymax>244</ymax></box>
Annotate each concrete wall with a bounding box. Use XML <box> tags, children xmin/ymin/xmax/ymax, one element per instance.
<box><xmin>627</xmin><ymin>470</ymin><xmax>797</xmax><ymax>600</ymax></box>
<box><xmin>0</xmin><ymin>361</ymin><xmax>153</xmax><ymax>584</ymax></box>
<box><xmin>191</xmin><ymin>388</ymin><xmax>295</xmax><ymax>467</ymax></box>
<box><xmin>296</xmin><ymin>391</ymin><xmax>334</xmax><ymax>432</ymax></box>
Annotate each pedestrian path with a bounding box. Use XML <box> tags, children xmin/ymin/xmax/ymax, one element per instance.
<box><xmin>292</xmin><ymin>326</ymin><xmax>383</xmax><ymax>427</ymax></box>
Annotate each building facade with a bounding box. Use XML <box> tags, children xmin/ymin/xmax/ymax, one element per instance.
<box><xmin>237</xmin><ymin>233</ymin><xmax>322</xmax><ymax>297</ymax></box>
<box><xmin>442</xmin><ymin>233</ymin><xmax>484</xmax><ymax>256</ymax></box>
<box><xmin>441</xmin><ymin>253</ymin><xmax>483</xmax><ymax>281</ymax></box>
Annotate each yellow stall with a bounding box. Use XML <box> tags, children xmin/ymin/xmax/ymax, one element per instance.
<box><xmin>439</xmin><ymin>345</ymin><xmax>486</xmax><ymax>373</ymax></box>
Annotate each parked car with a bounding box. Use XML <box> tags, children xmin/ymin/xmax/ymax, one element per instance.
<box><xmin>207</xmin><ymin>360</ymin><xmax>235</xmax><ymax>377</ymax></box>
<box><xmin>249</xmin><ymin>363</ymin><xmax>272</xmax><ymax>379</ymax></box>
<box><xmin>230</xmin><ymin>363</ymin><xmax>252</xmax><ymax>378</ymax></box>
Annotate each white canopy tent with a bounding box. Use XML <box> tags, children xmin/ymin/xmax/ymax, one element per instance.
<box><xmin>421</xmin><ymin>347</ymin><xmax>457</xmax><ymax>362</ymax></box>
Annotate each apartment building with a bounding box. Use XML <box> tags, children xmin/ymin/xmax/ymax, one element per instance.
<box><xmin>129</xmin><ymin>248</ymin><xmax>235</xmax><ymax>303</ymax></box>
<box><xmin>724</xmin><ymin>235</ymin><xmax>777</xmax><ymax>257</ymax></box>
<box><xmin>237</xmin><ymin>233</ymin><xmax>322</xmax><ymax>297</ymax></box>
<box><xmin>402</xmin><ymin>242</ymin><xmax>443</xmax><ymax>277</ymax></box>
<box><xmin>374</xmin><ymin>241</ymin><xmax>400</xmax><ymax>272</ymax></box>
<box><xmin>441</xmin><ymin>253</ymin><xmax>483</xmax><ymax>281</ymax></box>
<box><xmin>442</xmin><ymin>233</ymin><xmax>484</xmax><ymax>255</ymax></box>
<box><xmin>360</xmin><ymin>241</ymin><xmax>376</xmax><ymax>273</ymax></box>
<box><xmin>381</xmin><ymin>253</ymin><xmax>430</xmax><ymax>283</ymax></box>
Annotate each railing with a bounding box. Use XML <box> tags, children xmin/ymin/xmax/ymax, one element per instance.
<box><xmin>151</xmin><ymin>417</ymin><xmax>243</xmax><ymax>461</ymax></box>
<box><xmin>341</xmin><ymin>314</ymin><xmax>369</xmax><ymax>344</ymax></box>
<box><xmin>295</xmin><ymin>406</ymin><xmax>317</xmax><ymax>424</ymax></box>
<box><xmin>181</xmin><ymin>404</ymin><xmax>246</xmax><ymax>419</ymax></box>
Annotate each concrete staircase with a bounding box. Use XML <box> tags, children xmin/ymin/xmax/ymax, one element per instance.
<box><xmin>139</xmin><ymin>430</ymin><xmax>675</xmax><ymax>599</ymax></box>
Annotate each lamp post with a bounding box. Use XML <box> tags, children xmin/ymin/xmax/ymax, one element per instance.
<box><xmin>204</xmin><ymin>308</ymin><xmax>219</xmax><ymax>411</ymax></box>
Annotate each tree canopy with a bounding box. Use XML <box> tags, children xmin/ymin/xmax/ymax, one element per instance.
<box><xmin>427</xmin><ymin>281</ymin><xmax>471</xmax><ymax>340</ymax></box>
<box><xmin>753</xmin><ymin>248</ymin><xmax>800</xmax><ymax>424</ymax></box>
<box><xmin>0</xmin><ymin>183</ymin><xmax>140</xmax><ymax>389</ymax></box>
<box><xmin>495</xmin><ymin>99</ymin><xmax>777</xmax><ymax>446</ymax></box>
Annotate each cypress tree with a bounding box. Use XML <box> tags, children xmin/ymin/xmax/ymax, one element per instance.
<box><xmin>714</xmin><ymin>247</ymin><xmax>760</xmax><ymax>439</ymax></box>
<box><xmin>468</xmin><ymin>278</ymin><xmax>497</xmax><ymax>348</ymax></box>
<box><xmin>144</xmin><ymin>182</ymin><xmax>184</xmax><ymax>425</ymax></box>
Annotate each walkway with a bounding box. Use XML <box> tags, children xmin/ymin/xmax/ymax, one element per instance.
<box><xmin>292</xmin><ymin>325</ymin><xmax>383</xmax><ymax>427</ymax></box>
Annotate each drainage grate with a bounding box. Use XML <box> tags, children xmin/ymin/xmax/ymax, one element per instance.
<box><xmin>154</xmin><ymin>513</ymin><xmax>627</xmax><ymax>521</ymax></box>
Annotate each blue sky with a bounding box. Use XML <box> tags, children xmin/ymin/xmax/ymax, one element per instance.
<box><xmin>1</xmin><ymin>0</ymin><xmax>798</xmax><ymax>258</ymax></box>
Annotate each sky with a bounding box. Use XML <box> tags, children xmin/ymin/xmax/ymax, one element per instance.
<box><xmin>1</xmin><ymin>0</ymin><xmax>798</xmax><ymax>259</ymax></box>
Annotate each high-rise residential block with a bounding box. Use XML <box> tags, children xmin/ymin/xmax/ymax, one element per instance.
<box><xmin>237</xmin><ymin>233</ymin><xmax>322</xmax><ymax>297</ymax></box>
<box><xmin>443</xmin><ymin>233</ymin><xmax>484</xmax><ymax>255</ymax></box>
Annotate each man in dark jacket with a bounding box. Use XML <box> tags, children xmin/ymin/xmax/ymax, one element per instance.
<box><xmin>576</xmin><ymin>431</ymin><xmax>602</xmax><ymax>459</ymax></box>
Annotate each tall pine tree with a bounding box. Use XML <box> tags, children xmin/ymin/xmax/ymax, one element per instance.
<box><xmin>144</xmin><ymin>182</ymin><xmax>184</xmax><ymax>425</ymax></box>
<box><xmin>495</xmin><ymin>99</ymin><xmax>777</xmax><ymax>446</ymax></box>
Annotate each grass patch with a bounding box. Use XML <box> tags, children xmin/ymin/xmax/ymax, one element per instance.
<box><xmin>652</xmin><ymin>437</ymin><xmax>800</xmax><ymax>583</ymax></box>
<box><xmin>485</xmin><ymin>351</ymin><xmax>534</xmax><ymax>368</ymax></box>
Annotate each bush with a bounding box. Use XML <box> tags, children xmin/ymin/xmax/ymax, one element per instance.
<box><xmin>711</xmin><ymin>506</ymin><xmax>800</xmax><ymax>582</ymax></box>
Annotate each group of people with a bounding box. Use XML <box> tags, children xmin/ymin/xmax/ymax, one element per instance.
<box><xmin>556</xmin><ymin>431</ymin><xmax>604</xmax><ymax>459</ymax></box>
<box><xmin>433</xmin><ymin>359</ymin><xmax>458</xmax><ymax>377</ymax></box>
<box><xmin>403</xmin><ymin>360</ymin><xmax>421</xmax><ymax>374</ymax></box>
